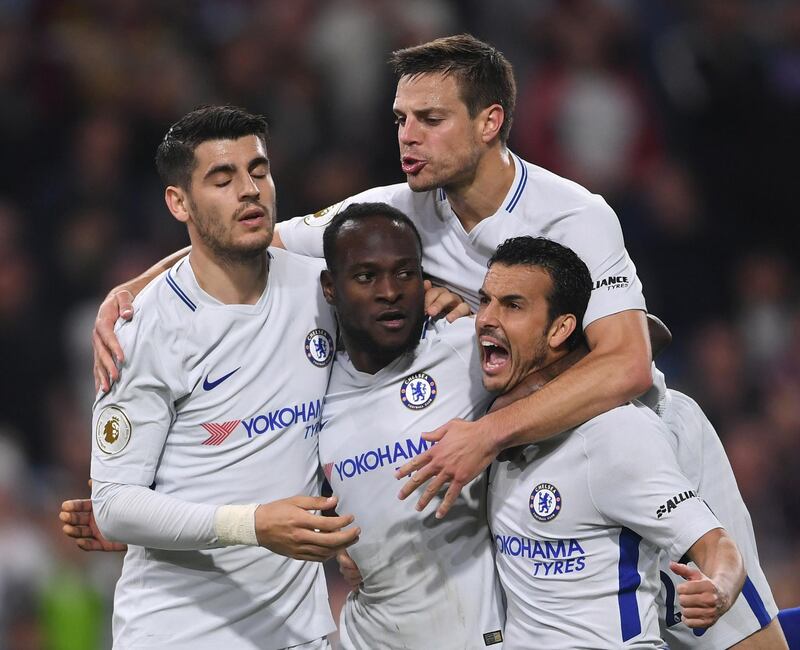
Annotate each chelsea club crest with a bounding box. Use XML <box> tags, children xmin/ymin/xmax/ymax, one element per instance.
<box><xmin>400</xmin><ymin>372</ymin><xmax>437</xmax><ymax>410</ymax></box>
<box><xmin>305</xmin><ymin>329</ymin><xmax>334</xmax><ymax>367</ymax></box>
<box><xmin>529</xmin><ymin>482</ymin><xmax>562</xmax><ymax>522</ymax></box>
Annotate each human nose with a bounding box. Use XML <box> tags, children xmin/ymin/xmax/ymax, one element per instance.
<box><xmin>476</xmin><ymin>300</ymin><xmax>499</xmax><ymax>329</ymax></box>
<box><xmin>376</xmin><ymin>275</ymin><xmax>402</xmax><ymax>302</ymax></box>
<box><xmin>398</xmin><ymin>117</ymin><xmax>420</xmax><ymax>146</ymax></box>
<box><xmin>238</xmin><ymin>173</ymin><xmax>261</xmax><ymax>201</ymax></box>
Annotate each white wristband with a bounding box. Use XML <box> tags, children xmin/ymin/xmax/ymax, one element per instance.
<box><xmin>213</xmin><ymin>504</ymin><xmax>259</xmax><ymax>546</ymax></box>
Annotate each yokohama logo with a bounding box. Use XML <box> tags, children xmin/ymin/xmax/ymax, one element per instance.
<box><xmin>200</xmin><ymin>421</ymin><xmax>241</xmax><ymax>445</ymax></box>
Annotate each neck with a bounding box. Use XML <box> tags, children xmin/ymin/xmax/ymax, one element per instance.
<box><xmin>445</xmin><ymin>146</ymin><xmax>516</xmax><ymax>233</ymax></box>
<box><xmin>188</xmin><ymin>245</ymin><xmax>269</xmax><ymax>305</ymax></box>
<box><xmin>342</xmin><ymin>330</ymin><xmax>420</xmax><ymax>375</ymax></box>
<box><xmin>488</xmin><ymin>343</ymin><xmax>588</xmax><ymax>415</ymax></box>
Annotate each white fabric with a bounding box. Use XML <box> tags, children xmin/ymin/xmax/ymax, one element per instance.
<box><xmin>319</xmin><ymin>318</ymin><xmax>505</xmax><ymax>649</ymax></box>
<box><xmin>90</xmin><ymin>249</ymin><xmax>337</xmax><ymax>650</ymax></box>
<box><xmin>488</xmin><ymin>402</ymin><xmax>722</xmax><ymax>649</ymax></box>
<box><xmin>654</xmin><ymin>388</ymin><xmax>779</xmax><ymax>649</ymax></box>
<box><xmin>278</xmin><ymin>151</ymin><xmax>646</xmax><ymax>324</ymax></box>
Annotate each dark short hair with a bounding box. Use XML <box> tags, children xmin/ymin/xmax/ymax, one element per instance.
<box><xmin>390</xmin><ymin>34</ymin><xmax>516</xmax><ymax>144</ymax></box>
<box><xmin>323</xmin><ymin>202</ymin><xmax>423</xmax><ymax>273</ymax></box>
<box><xmin>489</xmin><ymin>237</ymin><xmax>592</xmax><ymax>350</ymax></box>
<box><xmin>155</xmin><ymin>105</ymin><xmax>269</xmax><ymax>189</ymax></box>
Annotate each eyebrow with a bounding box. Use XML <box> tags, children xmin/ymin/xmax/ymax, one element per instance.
<box><xmin>478</xmin><ymin>288</ymin><xmax>527</xmax><ymax>303</ymax></box>
<box><xmin>203</xmin><ymin>156</ymin><xmax>269</xmax><ymax>180</ymax></box>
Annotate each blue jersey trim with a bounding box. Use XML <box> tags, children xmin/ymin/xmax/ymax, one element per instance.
<box><xmin>165</xmin><ymin>270</ymin><xmax>197</xmax><ymax>312</ymax></box>
<box><xmin>505</xmin><ymin>154</ymin><xmax>528</xmax><ymax>212</ymax></box>
<box><xmin>742</xmin><ymin>575</ymin><xmax>772</xmax><ymax>628</ymax></box>
<box><xmin>618</xmin><ymin>527</ymin><xmax>643</xmax><ymax>641</ymax></box>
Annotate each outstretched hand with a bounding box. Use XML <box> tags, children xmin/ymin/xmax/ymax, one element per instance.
<box><xmin>93</xmin><ymin>289</ymin><xmax>135</xmax><ymax>393</ymax></box>
<box><xmin>255</xmin><ymin>495</ymin><xmax>360</xmax><ymax>562</ymax></box>
<box><xmin>395</xmin><ymin>417</ymin><xmax>500</xmax><ymax>519</ymax></box>
<box><xmin>60</xmin><ymin>497</ymin><xmax>127</xmax><ymax>553</ymax></box>
<box><xmin>670</xmin><ymin>561</ymin><xmax>729</xmax><ymax>629</ymax></box>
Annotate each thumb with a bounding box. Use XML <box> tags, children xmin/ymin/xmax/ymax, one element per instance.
<box><xmin>670</xmin><ymin>560</ymin><xmax>703</xmax><ymax>581</ymax></box>
<box><xmin>423</xmin><ymin>279</ymin><xmax>433</xmax><ymax>291</ymax></box>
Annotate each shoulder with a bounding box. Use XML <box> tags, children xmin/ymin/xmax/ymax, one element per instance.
<box><xmin>577</xmin><ymin>402</ymin><xmax>671</xmax><ymax>458</ymax></box>
<box><xmin>126</xmin><ymin>266</ymin><xmax>198</xmax><ymax>338</ymax></box>
<box><xmin>427</xmin><ymin>316</ymin><xmax>477</xmax><ymax>355</ymax></box>
<box><xmin>513</xmin><ymin>155</ymin><xmax>617</xmax><ymax>224</ymax></box>
<box><xmin>268</xmin><ymin>246</ymin><xmax>326</xmax><ymax>276</ymax></box>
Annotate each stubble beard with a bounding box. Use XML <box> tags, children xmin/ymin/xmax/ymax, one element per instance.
<box><xmin>190</xmin><ymin>200</ymin><xmax>273</xmax><ymax>265</ymax></box>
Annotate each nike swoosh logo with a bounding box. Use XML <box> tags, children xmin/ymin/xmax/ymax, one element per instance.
<box><xmin>203</xmin><ymin>367</ymin><xmax>241</xmax><ymax>391</ymax></box>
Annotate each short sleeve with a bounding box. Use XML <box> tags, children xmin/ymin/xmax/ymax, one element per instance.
<box><xmin>583</xmin><ymin>407</ymin><xmax>722</xmax><ymax>559</ymax></box>
<box><xmin>550</xmin><ymin>197</ymin><xmax>647</xmax><ymax>328</ymax></box>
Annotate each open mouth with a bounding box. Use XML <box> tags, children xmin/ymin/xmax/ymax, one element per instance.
<box><xmin>401</xmin><ymin>156</ymin><xmax>426</xmax><ymax>175</ymax></box>
<box><xmin>377</xmin><ymin>310</ymin><xmax>407</xmax><ymax>331</ymax></box>
<box><xmin>480</xmin><ymin>335</ymin><xmax>510</xmax><ymax>374</ymax></box>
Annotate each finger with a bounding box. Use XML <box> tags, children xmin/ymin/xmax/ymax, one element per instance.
<box><xmin>59</xmin><ymin>511</ymin><xmax>92</xmax><ymax>526</ymax></box>
<box><xmin>395</xmin><ymin>451</ymin><xmax>433</xmax><ymax>480</ymax></box>
<box><xmin>670</xmin><ymin>561</ymin><xmax>702</xmax><ymax>581</ymax></box>
<box><xmin>93</xmin><ymin>336</ymin><xmax>113</xmax><ymax>391</ymax></box>
<box><xmin>289</xmin><ymin>495</ymin><xmax>339</xmax><ymax>512</ymax></box>
<box><xmin>676</xmin><ymin>580</ymin><xmax>713</xmax><ymax>596</ymax></box>
<box><xmin>435</xmin><ymin>481</ymin><xmax>464</xmax><ymax>519</ymax></box>
<box><xmin>680</xmin><ymin>609</ymin><xmax>717</xmax><ymax>627</ymax></box>
<box><xmin>62</xmin><ymin>524</ymin><xmax>94</xmax><ymax>539</ymax></box>
<box><xmin>303</xmin><ymin>526</ymin><xmax>361</xmax><ymax>549</ymax></box>
<box><xmin>424</xmin><ymin>291</ymin><xmax>449</xmax><ymax>317</ymax></box>
<box><xmin>445</xmin><ymin>301</ymin><xmax>472</xmax><ymax>323</ymax></box>
<box><xmin>414</xmin><ymin>472</ymin><xmax>448</xmax><ymax>511</ymax></box>
<box><xmin>422</xmin><ymin>280</ymin><xmax>435</xmax><ymax>310</ymax></box>
<box><xmin>303</xmin><ymin>512</ymin><xmax>356</xmax><ymax>532</ymax></box>
<box><xmin>93</xmin><ymin>330</ymin><xmax>119</xmax><ymax>385</ymax></box>
<box><xmin>96</xmin><ymin>315</ymin><xmax>125</xmax><ymax>366</ymax></box>
<box><xmin>116</xmin><ymin>290</ymin><xmax>134</xmax><ymax>320</ymax></box>
<box><xmin>337</xmin><ymin>552</ymin><xmax>358</xmax><ymax>571</ymax></box>
<box><xmin>61</xmin><ymin>499</ymin><xmax>93</xmax><ymax>513</ymax></box>
<box><xmin>421</xmin><ymin>426</ymin><xmax>446</xmax><ymax>442</ymax></box>
<box><xmin>397</xmin><ymin>464</ymin><xmax>438</xmax><ymax>500</ymax></box>
<box><xmin>76</xmin><ymin>538</ymin><xmax>107</xmax><ymax>552</ymax></box>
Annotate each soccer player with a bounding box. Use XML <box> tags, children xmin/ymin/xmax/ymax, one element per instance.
<box><xmin>317</xmin><ymin>203</ymin><xmax>504</xmax><ymax>649</ymax></box>
<box><xmin>88</xmin><ymin>105</ymin><xmax>361</xmax><ymax>649</ymax></box>
<box><xmin>84</xmin><ymin>34</ymin><xmax>782</xmax><ymax>647</ymax></box>
<box><xmin>480</xmin><ymin>236</ymin><xmax>745</xmax><ymax>648</ymax></box>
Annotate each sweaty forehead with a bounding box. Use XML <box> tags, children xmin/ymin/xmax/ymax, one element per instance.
<box><xmin>483</xmin><ymin>264</ymin><xmax>552</xmax><ymax>299</ymax></box>
<box><xmin>394</xmin><ymin>72</ymin><xmax>464</xmax><ymax>108</ymax></box>
<box><xmin>336</xmin><ymin>218</ymin><xmax>420</xmax><ymax>265</ymax></box>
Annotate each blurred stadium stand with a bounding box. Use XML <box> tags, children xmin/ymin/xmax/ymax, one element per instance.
<box><xmin>0</xmin><ymin>1</ymin><xmax>797</xmax><ymax>647</ymax></box>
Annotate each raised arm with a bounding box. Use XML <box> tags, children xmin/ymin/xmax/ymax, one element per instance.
<box><xmin>397</xmin><ymin>308</ymin><xmax>652</xmax><ymax>516</ymax></box>
<box><xmin>94</xmin><ymin>245</ymin><xmax>191</xmax><ymax>391</ymax></box>
<box><xmin>672</xmin><ymin>527</ymin><xmax>745</xmax><ymax>629</ymax></box>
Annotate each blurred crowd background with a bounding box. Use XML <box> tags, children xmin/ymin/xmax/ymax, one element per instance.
<box><xmin>1</xmin><ymin>0</ymin><xmax>799</xmax><ymax>647</ymax></box>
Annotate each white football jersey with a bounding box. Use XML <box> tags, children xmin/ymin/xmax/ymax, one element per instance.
<box><xmin>278</xmin><ymin>151</ymin><xmax>646</xmax><ymax>324</ymax></box>
<box><xmin>319</xmin><ymin>318</ymin><xmax>505</xmax><ymax>649</ymax></box>
<box><xmin>488</xmin><ymin>402</ymin><xmax>722</xmax><ymax>650</ymax></box>
<box><xmin>91</xmin><ymin>250</ymin><xmax>337</xmax><ymax>650</ymax></box>
<box><xmin>652</xmin><ymin>385</ymin><xmax>779</xmax><ymax>649</ymax></box>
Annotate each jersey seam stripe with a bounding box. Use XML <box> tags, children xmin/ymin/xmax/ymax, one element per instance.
<box><xmin>741</xmin><ymin>575</ymin><xmax>772</xmax><ymax>628</ymax></box>
<box><xmin>617</xmin><ymin>527</ymin><xmax>643</xmax><ymax>641</ymax></box>
<box><xmin>165</xmin><ymin>271</ymin><xmax>197</xmax><ymax>311</ymax></box>
<box><xmin>505</xmin><ymin>153</ymin><xmax>528</xmax><ymax>212</ymax></box>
